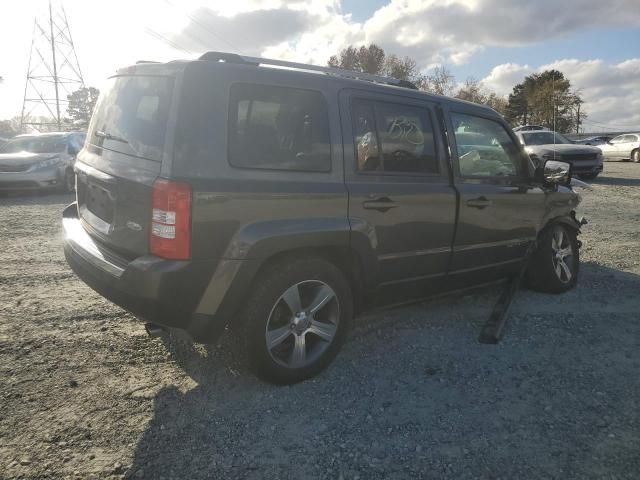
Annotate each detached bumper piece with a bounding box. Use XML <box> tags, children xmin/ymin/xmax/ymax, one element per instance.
<box><xmin>479</xmin><ymin>243</ymin><xmax>536</xmax><ymax>344</ymax></box>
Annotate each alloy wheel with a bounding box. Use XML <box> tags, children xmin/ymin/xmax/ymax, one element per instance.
<box><xmin>265</xmin><ymin>280</ymin><xmax>340</xmax><ymax>369</ymax></box>
<box><xmin>551</xmin><ymin>226</ymin><xmax>573</xmax><ymax>283</ymax></box>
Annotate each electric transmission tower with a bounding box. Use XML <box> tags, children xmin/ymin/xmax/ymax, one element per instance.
<box><xmin>20</xmin><ymin>0</ymin><xmax>84</xmax><ymax>132</ymax></box>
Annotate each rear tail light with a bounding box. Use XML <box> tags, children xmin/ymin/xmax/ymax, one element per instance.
<box><xmin>150</xmin><ymin>178</ymin><xmax>191</xmax><ymax>260</ymax></box>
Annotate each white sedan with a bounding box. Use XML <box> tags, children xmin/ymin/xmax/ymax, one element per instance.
<box><xmin>598</xmin><ymin>133</ymin><xmax>640</xmax><ymax>163</ymax></box>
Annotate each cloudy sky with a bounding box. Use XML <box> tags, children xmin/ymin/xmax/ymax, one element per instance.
<box><xmin>2</xmin><ymin>0</ymin><xmax>639</xmax><ymax>130</ymax></box>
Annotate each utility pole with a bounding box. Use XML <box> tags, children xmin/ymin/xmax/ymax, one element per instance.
<box><xmin>20</xmin><ymin>0</ymin><xmax>84</xmax><ymax>133</ymax></box>
<box><xmin>49</xmin><ymin>0</ymin><xmax>61</xmax><ymax>130</ymax></box>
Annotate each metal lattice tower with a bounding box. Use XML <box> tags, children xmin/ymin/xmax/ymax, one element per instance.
<box><xmin>20</xmin><ymin>0</ymin><xmax>84</xmax><ymax>132</ymax></box>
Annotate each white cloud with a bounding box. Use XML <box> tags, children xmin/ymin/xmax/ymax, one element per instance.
<box><xmin>481</xmin><ymin>59</ymin><xmax>640</xmax><ymax>130</ymax></box>
<box><xmin>481</xmin><ymin>63</ymin><xmax>533</xmax><ymax>96</ymax></box>
<box><xmin>167</xmin><ymin>0</ymin><xmax>640</xmax><ymax>72</ymax></box>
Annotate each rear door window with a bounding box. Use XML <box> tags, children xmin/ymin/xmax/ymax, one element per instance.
<box><xmin>88</xmin><ymin>76</ymin><xmax>174</xmax><ymax>162</ymax></box>
<box><xmin>351</xmin><ymin>98</ymin><xmax>439</xmax><ymax>174</ymax></box>
<box><xmin>228</xmin><ymin>83</ymin><xmax>331</xmax><ymax>172</ymax></box>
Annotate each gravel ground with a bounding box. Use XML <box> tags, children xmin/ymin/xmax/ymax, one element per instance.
<box><xmin>1</xmin><ymin>162</ymin><xmax>639</xmax><ymax>479</ymax></box>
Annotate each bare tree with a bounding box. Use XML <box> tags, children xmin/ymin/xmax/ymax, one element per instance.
<box><xmin>455</xmin><ymin>77</ymin><xmax>485</xmax><ymax>103</ymax></box>
<box><xmin>382</xmin><ymin>54</ymin><xmax>415</xmax><ymax>79</ymax></box>
<box><xmin>455</xmin><ymin>77</ymin><xmax>507</xmax><ymax>115</ymax></box>
<box><xmin>328</xmin><ymin>44</ymin><xmax>386</xmax><ymax>75</ymax></box>
<box><xmin>330</xmin><ymin>44</ymin><xmax>421</xmax><ymax>84</ymax></box>
<box><xmin>424</xmin><ymin>66</ymin><xmax>456</xmax><ymax>96</ymax></box>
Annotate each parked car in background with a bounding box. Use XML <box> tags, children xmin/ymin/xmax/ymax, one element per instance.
<box><xmin>598</xmin><ymin>133</ymin><xmax>640</xmax><ymax>162</ymax></box>
<box><xmin>574</xmin><ymin>135</ymin><xmax>613</xmax><ymax>146</ymax></box>
<box><xmin>63</xmin><ymin>52</ymin><xmax>584</xmax><ymax>384</ymax></box>
<box><xmin>0</xmin><ymin>132</ymin><xmax>85</xmax><ymax>192</ymax></box>
<box><xmin>513</xmin><ymin>125</ymin><xmax>548</xmax><ymax>132</ymax></box>
<box><xmin>516</xmin><ymin>129</ymin><xmax>603</xmax><ymax>180</ymax></box>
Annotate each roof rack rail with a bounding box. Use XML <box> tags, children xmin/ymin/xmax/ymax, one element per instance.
<box><xmin>136</xmin><ymin>60</ymin><xmax>161</xmax><ymax>64</ymax></box>
<box><xmin>198</xmin><ymin>51</ymin><xmax>418</xmax><ymax>90</ymax></box>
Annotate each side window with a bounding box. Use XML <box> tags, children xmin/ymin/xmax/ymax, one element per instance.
<box><xmin>451</xmin><ymin>113</ymin><xmax>521</xmax><ymax>178</ymax></box>
<box><xmin>610</xmin><ymin>135</ymin><xmax>625</xmax><ymax>144</ymax></box>
<box><xmin>351</xmin><ymin>98</ymin><xmax>439</xmax><ymax>174</ymax></box>
<box><xmin>376</xmin><ymin>102</ymin><xmax>439</xmax><ymax>173</ymax></box>
<box><xmin>228</xmin><ymin>84</ymin><xmax>331</xmax><ymax>172</ymax></box>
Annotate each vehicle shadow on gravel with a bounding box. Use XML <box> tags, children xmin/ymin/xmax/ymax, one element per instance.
<box><xmin>591</xmin><ymin>175</ymin><xmax>640</xmax><ymax>187</ymax></box>
<box><xmin>126</xmin><ymin>263</ymin><xmax>640</xmax><ymax>479</ymax></box>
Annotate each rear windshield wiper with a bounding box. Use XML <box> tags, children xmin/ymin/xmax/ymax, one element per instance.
<box><xmin>95</xmin><ymin>130</ymin><xmax>129</xmax><ymax>144</ymax></box>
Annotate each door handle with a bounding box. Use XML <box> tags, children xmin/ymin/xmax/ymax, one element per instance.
<box><xmin>362</xmin><ymin>197</ymin><xmax>398</xmax><ymax>212</ymax></box>
<box><xmin>466</xmin><ymin>196</ymin><xmax>493</xmax><ymax>209</ymax></box>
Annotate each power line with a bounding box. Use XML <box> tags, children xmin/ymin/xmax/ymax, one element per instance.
<box><xmin>145</xmin><ymin>27</ymin><xmax>193</xmax><ymax>56</ymax></box>
<box><xmin>160</xmin><ymin>17</ymin><xmax>215</xmax><ymax>53</ymax></box>
<box><xmin>581</xmin><ymin>118</ymin><xmax>639</xmax><ymax>130</ymax></box>
<box><xmin>162</xmin><ymin>0</ymin><xmax>245</xmax><ymax>54</ymax></box>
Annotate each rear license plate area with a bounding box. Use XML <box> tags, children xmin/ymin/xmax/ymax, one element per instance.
<box><xmin>86</xmin><ymin>183</ymin><xmax>115</xmax><ymax>224</ymax></box>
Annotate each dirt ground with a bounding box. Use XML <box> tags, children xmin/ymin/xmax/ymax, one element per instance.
<box><xmin>1</xmin><ymin>162</ymin><xmax>639</xmax><ymax>479</ymax></box>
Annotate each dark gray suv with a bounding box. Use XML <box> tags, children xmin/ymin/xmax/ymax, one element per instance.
<box><xmin>63</xmin><ymin>52</ymin><xmax>584</xmax><ymax>383</ymax></box>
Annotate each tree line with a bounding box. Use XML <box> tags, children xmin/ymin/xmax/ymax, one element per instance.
<box><xmin>329</xmin><ymin>44</ymin><xmax>586</xmax><ymax>133</ymax></box>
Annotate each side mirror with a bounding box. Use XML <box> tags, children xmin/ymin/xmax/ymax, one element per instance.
<box><xmin>534</xmin><ymin>160</ymin><xmax>571</xmax><ymax>186</ymax></box>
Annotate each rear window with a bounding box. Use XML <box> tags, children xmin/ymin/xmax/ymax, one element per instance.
<box><xmin>88</xmin><ymin>75</ymin><xmax>173</xmax><ymax>162</ymax></box>
<box><xmin>228</xmin><ymin>83</ymin><xmax>331</xmax><ymax>172</ymax></box>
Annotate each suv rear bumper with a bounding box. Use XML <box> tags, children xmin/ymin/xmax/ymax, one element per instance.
<box><xmin>62</xmin><ymin>202</ymin><xmax>247</xmax><ymax>342</ymax></box>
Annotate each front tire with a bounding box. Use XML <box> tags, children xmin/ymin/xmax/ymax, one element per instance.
<box><xmin>241</xmin><ymin>256</ymin><xmax>352</xmax><ymax>384</ymax></box>
<box><xmin>526</xmin><ymin>224</ymin><xmax>579</xmax><ymax>293</ymax></box>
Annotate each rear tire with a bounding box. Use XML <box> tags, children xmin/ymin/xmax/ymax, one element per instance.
<box><xmin>240</xmin><ymin>256</ymin><xmax>352</xmax><ymax>384</ymax></box>
<box><xmin>632</xmin><ymin>149</ymin><xmax>640</xmax><ymax>163</ymax></box>
<box><xmin>526</xmin><ymin>224</ymin><xmax>579</xmax><ymax>293</ymax></box>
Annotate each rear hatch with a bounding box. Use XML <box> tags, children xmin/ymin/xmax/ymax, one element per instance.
<box><xmin>76</xmin><ymin>70</ymin><xmax>177</xmax><ymax>259</ymax></box>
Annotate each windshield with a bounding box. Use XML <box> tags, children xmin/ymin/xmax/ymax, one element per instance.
<box><xmin>521</xmin><ymin>131</ymin><xmax>572</xmax><ymax>146</ymax></box>
<box><xmin>88</xmin><ymin>75</ymin><xmax>174</xmax><ymax>162</ymax></box>
<box><xmin>1</xmin><ymin>136</ymin><xmax>67</xmax><ymax>154</ymax></box>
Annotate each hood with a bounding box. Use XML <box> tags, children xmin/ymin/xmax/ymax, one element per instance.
<box><xmin>525</xmin><ymin>144</ymin><xmax>602</xmax><ymax>156</ymax></box>
<box><xmin>0</xmin><ymin>151</ymin><xmax>59</xmax><ymax>168</ymax></box>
